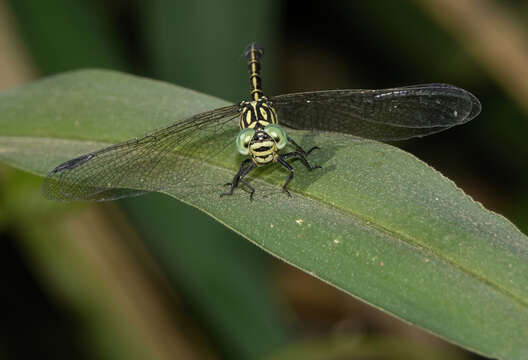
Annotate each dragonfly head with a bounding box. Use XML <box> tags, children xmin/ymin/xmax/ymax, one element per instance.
<box><xmin>236</xmin><ymin>124</ymin><xmax>288</xmax><ymax>165</ymax></box>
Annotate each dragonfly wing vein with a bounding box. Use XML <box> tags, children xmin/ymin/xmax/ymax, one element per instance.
<box><xmin>271</xmin><ymin>83</ymin><xmax>481</xmax><ymax>141</ymax></box>
<box><xmin>43</xmin><ymin>105</ymin><xmax>239</xmax><ymax>201</ymax></box>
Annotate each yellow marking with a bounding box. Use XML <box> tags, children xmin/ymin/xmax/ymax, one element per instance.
<box><xmin>253</xmin><ymin>151</ymin><xmax>273</xmax><ymax>157</ymax></box>
<box><xmin>239</xmin><ymin>107</ymin><xmax>248</xmax><ymax>128</ymax></box>
<box><xmin>245</xmin><ymin>110</ymin><xmax>252</xmax><ymax>126</ymax></box>
<box><xmin>255</xmin><ymin>154</ymin><xmax>274</xmax><ymax>163</ymax></box>
<box><xmin>270</xmin><ymin>107</ymin><xmax>278</xmax><ymax>123</ymax></box>
<box><xmin>259</xmin><ymin>120</ymin><xmax>269</xmax><ymax>126</ymax></box>
<box><xmin>259</xmin><ymin>106</ymin><xmax>267</xmax><ymax>119</ymax></box>
<box><xmin>251</xmin><ymin>147</ymin><xmax>273</xmax><ymax>154</ymax></box>
<box><xmin>248</xmin><ymin>122</ymin><xmax>256</xmax><ymax>129</ymax></box>
<box><xmin>251</xmin><ymin>140</ymin><xmax>274</xmax><ymax>148</ymax></box>
<box><xmin>251</xmin><ymin>143</ymin><xmax>275</xmax><ymax>155</ymax></box>
<box><xmin>252</xmin><ymin>151</ymin><xmax>273</xmax><ymax>157</ymax></box>
<box><xmin>254</xmin><ymin>152</ymin><xmax>273</xmax><ymax>158</ymax></box>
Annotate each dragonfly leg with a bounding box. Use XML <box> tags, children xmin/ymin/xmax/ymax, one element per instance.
<box><xmin>238</xmin><ymin>178</ymin><xmax>256</xmax><ymax>200</ymax></box>
<box><xmin>282</xmin><ymin>151</ymin><xmax>321</xmax><ymax>171</ymax></box>
<box><xmin>276</xmin><ymin>156</ymin><xmax>294</xmax><ymax>197</ymax></box>
<box><xmin>221</xmin><ymin>158</ymin><xmax>256</xmax><ymax>199</ymax></box>
<box><xmin>287</xmin><ymin>136</ymin><xmax>320</xmax><ymax>156</ymax></box>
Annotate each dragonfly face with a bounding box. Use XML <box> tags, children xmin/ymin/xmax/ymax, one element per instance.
<box><xmin>236</xmin><ymin>124</ymin><xmax>288</xmax><ymax>165</ymax></box>
<box><xmin>249</xmin><ymin>130</ymin><xmax>278</xmax><ymax>165</ymax></box>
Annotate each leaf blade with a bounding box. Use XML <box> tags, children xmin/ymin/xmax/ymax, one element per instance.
<box><xmin>1</xmin><ymin>69</ymin><xmax>527</xmax><ymax>359</ymax></box>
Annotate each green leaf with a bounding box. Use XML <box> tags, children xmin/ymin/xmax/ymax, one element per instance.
<box><xmin>1</xmin><ymin>69</ymin><xmax>528</xmax><ymax>359</ymax></box>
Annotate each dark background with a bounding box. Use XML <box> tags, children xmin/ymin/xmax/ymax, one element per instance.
<box><xmin>1</xmin><ymin>1</ymin><xmax>527</xmax><ymax>359</ymax></box>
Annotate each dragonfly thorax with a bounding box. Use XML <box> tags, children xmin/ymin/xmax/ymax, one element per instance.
<box><xmin>238</xmin><ymin>97</ymin><xmax>278</xmax><ymax>130</ymax></box>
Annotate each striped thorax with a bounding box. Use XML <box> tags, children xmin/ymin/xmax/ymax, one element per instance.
<box><xmin>239</xmin><ymin>97</ymin><xmax>278</xmax><ymax>129</ymax></box>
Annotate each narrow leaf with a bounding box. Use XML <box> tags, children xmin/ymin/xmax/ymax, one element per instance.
<box><xmin>1</xmin><ymin>70</ymin><xmax>527</xmax><ymax>359</ymax></box>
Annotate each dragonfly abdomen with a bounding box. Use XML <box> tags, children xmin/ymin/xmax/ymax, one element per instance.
<box><xmin>245</xmin><ymin>42</ymin><xmax>264</xmax><ymax>102</ymax></box>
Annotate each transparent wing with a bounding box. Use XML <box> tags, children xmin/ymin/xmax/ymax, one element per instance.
<box><xmin>270</xmin><ymin>84</ymin><xmax>481</xmax><ymax>140</ymax></box>
<box><xmin>43</xmin><ymin>105</ymin><xmax>239</xmax><ymax>201</ymax></box>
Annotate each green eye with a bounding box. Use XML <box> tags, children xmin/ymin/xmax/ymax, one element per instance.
<box><xmin>264</xmin><ymin>124</ymin><xmax>287</xmax><ymax>149</ymax></box>
<box><xmin>235</xmin><ymin>128</ymin><xmax>255</xmax><ymax>155</ymax></box>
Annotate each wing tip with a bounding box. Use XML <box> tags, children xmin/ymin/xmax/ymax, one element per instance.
<box><xmin>429</xmin><ymin>84</ymin><xmax>482</xmax><ymax>124</ymax></box>
<box><xmin>466</xmin><ymin>90</ymin><xmax>482</xmax><ymax>122</ymax></box>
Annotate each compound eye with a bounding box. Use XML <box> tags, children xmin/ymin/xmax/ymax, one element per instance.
<box><xmin>264</xmin><ymin>124</ymin><xmax>287</xmax><ymax>149</ymax></box>
<box><xmin>235</xmin><ymin>128</ymin><xmax>255</xmax><ymax>155</ymax></box>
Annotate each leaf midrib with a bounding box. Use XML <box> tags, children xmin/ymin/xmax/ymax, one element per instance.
<box><xmin>3</xmin><ymin>134</ymin><xmax>526</xmax><ymax>311</ymax></box>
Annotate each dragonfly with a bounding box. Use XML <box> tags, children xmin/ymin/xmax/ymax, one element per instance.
<box><xmin>43</xmin><ymin>43</ymin><xmax>481</xmax><ymax>201</ymax></box>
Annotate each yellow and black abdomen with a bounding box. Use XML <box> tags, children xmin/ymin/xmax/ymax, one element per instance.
<box><xmin>245</xmin><ymin>42</ymin><xmax>264</xmax><ymax>101</ymax></box>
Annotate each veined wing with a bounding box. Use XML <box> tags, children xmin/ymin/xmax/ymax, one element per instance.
<box><xmin>43</xmin><ymin>105</ymin><xmax>239</xmax><ymax>201</ymax></box>
<box><xmin>270</xmin><ymin>84</ymin><xmax>481</xmax><ymax>141</ymax></box>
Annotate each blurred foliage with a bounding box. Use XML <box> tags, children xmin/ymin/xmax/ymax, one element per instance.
<box><xmin>2</xmin><ymin>0</ymin><xmax>528</xmax><ymax>359</ymax></box>
<box><xmin>264</xmin><ymin>335</ymin><xmax>466</xmax><ymax>360</ymax></box>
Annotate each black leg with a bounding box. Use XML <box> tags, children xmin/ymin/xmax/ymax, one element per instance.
<box><xmin>221</xmin><ymin>158</ymin><xmax>256</xmax><ymax>199</ymax></box>
<box><xmin>287</xmin><ymin>136</ymin><xmax>320</xmax><ymax>156</ymax></box>
<box><xmin>276</xmin><ymin>156</ymin><xmax>294</xmax><ymax>197</ymax></box>
<box><xmin>282</xmin><ymin>151</ymin><xmax>321</xmax><ymax>171</ymax></box>
<box><xmin>239</xmin><ymin>178</ymin><xmax>256</xmax><ymax>200</ymax></box>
